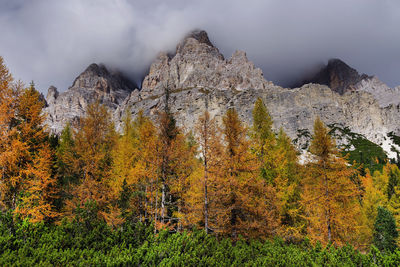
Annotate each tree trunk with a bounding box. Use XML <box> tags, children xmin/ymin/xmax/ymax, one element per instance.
<box><xmin>323</xmin><ymin>162</ymin><xmax>331</xmax><ymax>243</ymax></box>
<box><xmin>204</xmin><ymin>159</ymin><xmax>209</xmax><ymax>234</ymax></box>
<box><xmin>154</xmin><ymin>183</ymin><xmax>158</xmax><ymax>234</ymax></box>
<box><xmin>144</xmin><ymin>185</ymin><xmax>148</xmax><ymax>222</ymax></box>
<box><xmin>161</xmin><ymin>182</ymin><xmax>166</xmax><ymax>223</ymax></box>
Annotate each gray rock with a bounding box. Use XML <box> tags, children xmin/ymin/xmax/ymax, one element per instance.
<box><xmin>43</xmin><ymin>63</ymin><xmax>135</xmax><ymax>133</ymax></box>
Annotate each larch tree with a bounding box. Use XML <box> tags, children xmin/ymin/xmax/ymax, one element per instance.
<box><xmin>134</xmin><ymin>112</ymin><xmax>160</xmax><ymax>226</ymax></box>
<box><xmin>0</xmin><ymin>81</ymin><xmax>59</xmax><ymax>223</ymax></box>
<box><xmin>302</xmin><ymin>117</ymin><xmax>361</xmax><ymax>246</ymax></box>
<box><xmin>108</xmin><ymin>110</ymin><xmax>139</xmax><ymax>222</ymax></box>
<box><xmin>251</xmin><ymin>98</ymin><xmax>274</xmax><ymax>155</ymax></box>
<box><xmin>181</xmin><ymin>110</ymin><xmax>224</xmax><ymax>233</ymax></box>
<box><xmin>56</xmin><ymin>123</ymin><xmax>78</xmax><ymax>207</ymax></box>
<box><xmin>0</xmin><ymin>57</ymin><xmax>24</xmax><ymax>213</ymax></box>
<box><xmin>214</xmin><ymin>108</ymin><xmax>279</xmax><ymax>239</ymax></box>
<box><xmin>274</xmin><ymin>128</ymin><xmax>305</xmax><ymax>242</ymax></box>
<box><xmin>250</xmin><ymin>99</ymin><xmax>304</xmax><ymax>241</ymax></box>
<box><xmin>359</xmin><ymin>170</ymin><xmax>387</xmax><ymax>248</ymax></box>
<box><xmin>65</xmin><ymin>101</ymin><xmax>116</xmax><ymax>222</ymax></box>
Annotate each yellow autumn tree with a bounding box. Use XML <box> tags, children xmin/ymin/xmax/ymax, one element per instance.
<box><xmin>134</xmin><ymin>112</ymin><xmax>160</xmax><ymax>225</ymax></box>
<box><xmin>107</xmin><ymin>110</ymin><xmax>139</xmax><ymax>223</ymax></box>
<box><xmin>182</xmin><ymin>110</ymin><xmax>223</xmax><ymax>233</ymax></box>
<box><xmin>302</xmin><ymin>117</ymin><xmax>361</xmax><ymax>246</ymax></box>
<box><xmin>359</xmin><ymin>169</ymin><xmax>387</xmax><ymax>248</ymax></box>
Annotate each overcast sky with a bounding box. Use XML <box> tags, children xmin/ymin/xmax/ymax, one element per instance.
<box><xmin>0</xmin><ymin>0</ymin><xmax>399</xmax><ymax>93</ymax></box>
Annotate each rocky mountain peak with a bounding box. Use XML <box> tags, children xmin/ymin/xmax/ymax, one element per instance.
<box><xmin>184</xmin><ymin>30</ymin><xmax>214</xmax><ymax>47</ymax></box>
<box><xmin>46</xmin><ymin>86</ymin><xmax>59</xmax><ymax>105</ymax></box>
<box><xmin>70</xmin><ymin>63</ymin><xmax>135</xmax><ymax>94</ymax></box>
<box><xmin>43</xmin><ymin>63</ymin><xmax>136</xmax><ymax>133</ymax></box>
<box><xmin>304</xmin><ymin>58</ymin><xmax>370</xmax><ymax>95</ymax></box>
<box><xmin>43</xmin><ymin>29</ymin><xmax>400</xmax><ymax>163</ymax></box>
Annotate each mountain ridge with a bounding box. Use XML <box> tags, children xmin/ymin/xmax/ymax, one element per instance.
<box><xmin>43</xmin><ymin>30</ymin><xmax>400</xmax><ymax>161</ymax></box>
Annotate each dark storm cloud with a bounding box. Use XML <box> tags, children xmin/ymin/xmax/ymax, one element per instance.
<box><xmin>0</xmin><ymin>0</ymin><xmax>399</xmax><ymax>92</ymax></box>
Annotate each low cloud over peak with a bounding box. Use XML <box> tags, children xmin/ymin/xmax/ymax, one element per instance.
<box><xmin>1</xmin><ymin>0</ymin><xmax>399</xmax><ymax>92</ymax></box>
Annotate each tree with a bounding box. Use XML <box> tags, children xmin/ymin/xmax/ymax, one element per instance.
<box><xmin>386</xmin><ymin>164</ymin><xmax>400</xmax><ymax>200</ymax></box>
<box><xmin>359</xmin><ymin>170</ymin><xmax>387</xmax><ymax>247</ymax></box>
<box><xmin>56</xmin><ymin>123</ymin><xmax>78</xmax><ymax>209</ymax></box>
<box><xmin>250</xmin><ymin>99</ymin><xmax>304</xmax><ymax>241</ymax></box>
<box><xmin>251</xmin><ymin>97</ymin><xmax>274</xmax><ymax>154</ymax></box>
<box><xmin>213</xmin><ymin>108</ymin><xmax>279</xmax><ymax>239</ymax></box>
<box><xmin>302</xmin><ymin>117</ymin><xmax>361</xmax><ymax>246</ymax></box>
<box><xmin>183</xmin><ymin>111</ymin><xmax>223</xmax><ymax>233</ymax></box>
<box><xmin>373</xmin><ymin>206</ymin><xmax>398</xmax><ymax>252</ymax></box>
<box><xmin>0</xmin><ymin>57</ymin><xmax>24</xmax><ymax>213</ymax></box>
<box><xmin>1</xmin><ymin>82</ymin><xmax>60</xmax><ymax>223</ymax></box>
<box><xmin>15</xmin><ymin>144</ymin><xmax>59</xmax><ymax>222</ymax></box>
<box><xmin>196</xmin><ymin>111</ymin><xmax>218</xmax><ymax>233</ymax></box>
<box><xmin>157</xmin><ymin>110</ymin><xmax>178</xmax><ymax>225</ymax></box>
<box><xmin>274</xmin><ymin>128</ymin><xmax>305</xmax><ymax>242</ymax></box>
<box><xmin>134</xmin><ymin>112</ymin><xmax>160</xmax><ymax>226</ymax></box>
<box><xmin>65</xmin><ymin>102</ymin><xmax>116</xmax><ymax>222</ymax></box>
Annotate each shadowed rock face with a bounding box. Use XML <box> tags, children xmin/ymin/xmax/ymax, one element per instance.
<box><xmin>43</xmin><ymin>30</ymin><xmax>400</xmax><ymax>159</ymax></box>
<box><xmin>299</xmin><ymin>59</ymin><xmax>371</xmax><ymax>95</ymax></box>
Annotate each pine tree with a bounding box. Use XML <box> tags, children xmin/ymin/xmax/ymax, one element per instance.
<box><xmin>302</xmin><ymin>117</ymin><xmax>361</xmax><ymax>246</ymax></box>
<box><xmin>373</xmin><ymin>206</ymin><xmax>398</xmax><ymax>252</ymax></box>
<box><xmin>387</xmin><ymin>164</ymin><xmax>400</xmax><ymax>200</ymax></box>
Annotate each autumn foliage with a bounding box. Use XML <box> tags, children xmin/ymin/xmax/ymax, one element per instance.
<box><xmin>1</xmin><ymin>58</ymin><xmax>400</xmax><ymax>252</ymax></box>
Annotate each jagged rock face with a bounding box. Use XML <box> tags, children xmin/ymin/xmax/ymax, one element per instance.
<box><xmin>355</xmin><ymin>76</ymin><xmax>400</xmax><ymax>108</ymax></box>
<box><xmin>139</xmin><ymin>30</ymin><xmax>270</xmax><ymax>99</ymax></box>
<box><xmin>44</xmin><ymin>30</ymin><xmax>400</xmax><ymax>160</ymax></box>
<box><xmin>43</xmin><ymin>63</ymin><xmax>135</xmax><ymax>133</ymax></box>
<box><xmin>301</xmin><ymin>59</ymin><xmax>370</xmax><ymax>95</ymax></box>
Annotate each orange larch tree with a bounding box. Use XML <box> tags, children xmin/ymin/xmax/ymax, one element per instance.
<box><xmin>65</xmin><ymin>101</ymin><xmax>116</xmax><ymax>222</ymax></box>
<box><xmin>302</xmin><ymin>117</ymin><xmax>361</xmax><ymax>246</ymax></box>
<box><xmin>0</xmin><ymin>81</ymin><xmax>60</xmax><ymax>223</ymax></box>
<box><xmin>0</xmin><ymin>56</ymin><xmax>24</xmax><ymax>213</ymax></box>
<box><xmin>214</xmin><ymin>108</ymin><xmax>279</xmax><ymax>239</ymax></box>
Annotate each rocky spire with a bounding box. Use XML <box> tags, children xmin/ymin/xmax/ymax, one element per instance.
<box><xmin>184</xmin><ymin>30</ymin><xmax>215</xmax><ymax>47</ymax></box>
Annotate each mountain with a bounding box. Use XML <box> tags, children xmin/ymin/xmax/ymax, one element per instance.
<box><xmin>296</xmin><ymin>59</ymin><xmax>371</xmax><ymax>95</ymax></box>
<box><xmin>43</xmin><ymin>30</ymin><xmax>400</xmax><ymax>162</ymax></box>
<box><xmin>44</xmin><ymin>63</ymin><xmax>135</xmax><ymax>132</ymax></box>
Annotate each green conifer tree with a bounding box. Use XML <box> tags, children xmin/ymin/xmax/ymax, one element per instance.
<box><xmin>373</xmin><ymin>206</ymin><xmax>398</xmax><ymax>252</ymax></box>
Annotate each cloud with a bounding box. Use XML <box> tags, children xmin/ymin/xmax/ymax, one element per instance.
<box><xmin>0</xmin><ymin>0</ymin><xmax>399</xmax><ymax>93</ymax></box>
